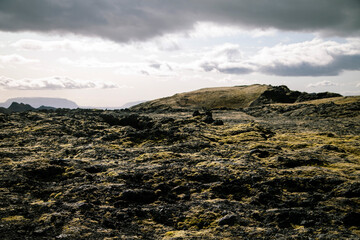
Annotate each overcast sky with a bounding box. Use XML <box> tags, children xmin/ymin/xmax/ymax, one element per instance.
<box><xmin>0</xmin><ymin>0</ymin><xmax>359</xmax><ymax>107</ymax></box>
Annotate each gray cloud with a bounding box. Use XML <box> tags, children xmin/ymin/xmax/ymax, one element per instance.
<box><xmin>200</xmin><ymin>62</ymin><xmax>253</xmax><ymax>75</ymax></box>
<box><xmin>307</xmin><ymin>80</ymin><xmax>338</xmax><ymax>88</ymax></box>
<box><xmin>0</xmin><ymin>0</ymin><xmax>359</xmax><ymax>42</ymax></box>
<box><xmin>197</xmin><ymin>39</ymin><xmax>360</xmax><ymax>77</ymax></box>
<box><xmin>0</xmin><ymin>54</ymin><xmax>39</xmax><ymax>64</ymax></box>
<box><xmin>261</xmin><ymin>54</ymin><xmax>360</xmax><ymax>76</ymax></box>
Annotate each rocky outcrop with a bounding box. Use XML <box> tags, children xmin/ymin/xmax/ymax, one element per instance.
<box><xmin>132</xmin><ymin>84</ymin><xmax>342</xmax><ymax>111</ymax></box>
<box><xmin>296</xmin><ymin>91</ymin><xmax>342</xmax><ymax>102</ymax></box>
<box><xmin>249</xmin><ymin>85</ymin><xmax>342</xmax><ymax>106</ymax></box>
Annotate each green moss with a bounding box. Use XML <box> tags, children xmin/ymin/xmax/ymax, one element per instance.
<box><xmin>1</xmin><ymin>215</ymin><xmax>26</xmax><ymax>222</ymax></box>
<box><xmin>177</xmin><ymin>211</ymin><xmax>220</xmax><ymax>230</ymax></box>
<box><xmin>135</xmin><ymin>151</ymin><xmax>179</xmax><ymax>162</ymax></box>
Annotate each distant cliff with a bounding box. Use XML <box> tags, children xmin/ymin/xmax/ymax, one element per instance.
<box><xmin>0</xmin><ymin>97</ymin><xmax>78</xmax><ymax>109</ymax></box>
<box><xmin>0</xmin><ymin>102</ymin><xmax>57</xmax><ymax>114</ymax></box>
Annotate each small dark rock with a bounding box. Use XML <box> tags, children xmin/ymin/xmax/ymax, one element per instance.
<box><xmin>321</xmin><ymin>144</ymin><xmax>345</xmax><ymax>152</ymax></box>
<box><xmin>218</xmin><ymin>214</ymin><xmax>237</xmax><ymax>226</ymax></box>
<box><xmin>171</xmin><ymin>185</ymin><xmax>190</xmax><ymax>194</ymax></box>
<box><xmin>193</xmin><ymin>110</ymin><xmax>201</xmax><ymax>117</ymax></box>
<box><xmin>84</xmin><ymin>165</ymin><xmax>107</xmax><ymax>174</ymax></box>
<box><xmin>213</xmin><ymin>119</ymin><xmax>224</xmax><ymax>125</ymax></box>
<box><xmin>49</xmin><ymin>159</ymin><xmax>70</xmax><ymax>166</ymax></box>
<box><xmin>119</xmin><ymin>189</ymin><xmax>157</xmax><ymax>204</ymax></box>
<box><xmin>101</xmin><ymin>113</ymin><xmax>153</xmax><ymax>129</ymax></box>
<box><xmin>204</xmin><ymin>115</ymin><xmax>214</xmax><ymax>124</ymax></box>
<box><xmin>100</xmin><ymin>113</ymin><xmax>122</xmax><ymax>126</ymax></box>
<box><xmin>344</xmin><ymin>182</ymin><xmax>360</xmax><ymax>198</ymax></box>
<box><xmin>160</xmin><ymin>117</ymin><xmax>175</xmax><ymax>124</ymax></box>
<box><xmin>205</xmin><ymin>110</ymin><xmax>213</xmax><ymax>117</ymax></box>
<box><xmin>25</xmin><ymin>165</ymin><xmax>65</xmax><ymax>181</ymax></box>
<box><xmin>102</xmin><ymin>132</ymin><xmax>120</xmax><ymax>141</ymax></box>
<box><xmin>342</xmin><ymin>212</ymin><xmax>360</xmax><ymax>227</ymax></box>
<box><xmin>250</xmin><ymin>149</ymin><xmax>270</xmax><ymax>158</ymax></box>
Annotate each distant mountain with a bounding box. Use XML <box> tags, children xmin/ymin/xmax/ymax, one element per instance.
<box><xmin>131</xmin><ymin>84</ymin><xmax>342</xmax><ymax>111</ymax></box>
<box><xmin>0</xmin><ymin>102</ymin><xmax>58</xmax><ymax>114</ymax></box>
<box><xmin>120</xmin><ymin>100</ymin><xmax>147</xmax><ymax>109</ymax></box>
<box><xmin>8</xmin><ymin>102</ymin><xmax>35</xmax><ymax>112</ymax></box>
<box><xmin>0</xmin><ymin>97</ymin><xmax>78</xmax><ymax>109</ymax></box>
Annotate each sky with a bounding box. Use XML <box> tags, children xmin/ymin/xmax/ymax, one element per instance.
<box><xmin>0</xmin><ymin>0</ymin><xmax>360</xmax><ymax>107</ymax></box>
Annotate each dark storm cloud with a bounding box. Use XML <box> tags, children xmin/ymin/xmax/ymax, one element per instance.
<box><xmin>200</xmin><ymin>62</ymin><xmax>254</xmax><ymax>75</ymax></box>
<box><xmin>0</xmin><ymin>0</ymin><xmax>359</xmax><ymax>42</ymax></box>
<box><xmin>260</xmin><ymin>55</ymin><xmax>360</xmax><ymax>77</ymax></box>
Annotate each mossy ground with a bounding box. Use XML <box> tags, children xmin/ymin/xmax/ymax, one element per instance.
<box><xmin>0</xmin><ymin>106</ymin><xmax>359</xmax><ymax>239</ymax></box>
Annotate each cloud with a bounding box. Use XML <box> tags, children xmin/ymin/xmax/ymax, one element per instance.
<box><xmin>11</xmin><ymin>36</ymin><xmax>181</xmax><ymax>54</ymax></box>
<box><xmin>116</xmin><ymin>60</ymin><xmax>176</xmax><ymax>77</ymax></box>
<box><xmin>0</xmin><ymin>0</ymin><xmax>359</xmax><ymax>42</ymax></box>
<box><xmin>187</xmin><ymin>22</ymin><xmax>277</xmax><ymax>39</ymax></box>
<box><xmin>198</xmin><ymin>39</ymin><xmax>360</xmax><ymax>77</ymax></box>
<box><xmin>198</xmin><ymin>44</ymin><xmax>254</xmax><ymax>74</ymax></box>
<box><xmin>0</xmin><ymin>76</ymin><xmax>118</xmax><ymax>90</ymax></box>
<box><xmin>59</xmin><ymin>57</ymin><xmax>124</xmax><ymax>68</ymax></box>
<box><xmin>0</xmin><ymin>54</ymin><xmax>39</xmax><ymax>64</ymax></box>
<box><xmin>11</xmin><ymin>38</ymin><xmax>122</xmax><ymax>52</ymax></box>
<box><xmin>254</xmin><ymin>39</ymin><xmax>360</xmax><ymax>76</ymax></box>
<box><xmin>307</xmin><ymin>80</ymin><xmax>338</xmax><ymax>88</ymax></box>
<box><xmin>153</xmin><ymin>37</ymin><xmax>180</xmax><ymax>51</ymax></box>
<box><xmin>59</xmin><ymin>56</ymin><xmax>176</xmax><ymax>77</ymax></box>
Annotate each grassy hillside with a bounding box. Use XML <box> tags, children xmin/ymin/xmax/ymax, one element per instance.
<box><xmin>131</xmin><ymin>84</ymin><xmax>344</xmax><ymax>111</ymax></box>
<box><xmin>132</xmin><ymin>84</ymin><xmax>270</xmax><ymax>110</ymax></box>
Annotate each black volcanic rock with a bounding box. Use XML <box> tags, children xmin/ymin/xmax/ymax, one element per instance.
<box><xmin>101</xmin><ymin>113</ymin><xmax>154</xmax><ymax>129</ymax></box>
<box><xmin>250</xmin><ymin>85</ymin><xmax>342</xmax><ymax>106</ymax></box>
<box><xmin>250</xmin><ymin>85</ymin><xmax>301</xmax><ymax>106</ymax></box>
<box><xmin>342</xmin><ymin>212</ymin><xmax>360</xmax><ymax>227</ymax></box>
<box><xmin>0</xmin><ymin>98</ymin><xmax>359</xmax><ymax>239</ymax></box>
<box><xmin>296</xmin><ymin>92</ymin><xmax>342</xmax><ymax>102</ymax></box>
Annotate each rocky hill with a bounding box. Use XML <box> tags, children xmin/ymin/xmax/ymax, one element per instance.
<box><xmin>131</xmin><ymin>84</ymin><xmax>341</xmax><ymax>111</ymax></box>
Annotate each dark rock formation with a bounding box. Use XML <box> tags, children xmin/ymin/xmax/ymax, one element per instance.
<box><xmin>250</xmin><ymin>85</ymin><xmax>342</xmax><ymax>106</ymax></box>
<box><xmin>296</xmin><ymin>91</ymin><xmax>342</xmax><ymax>102</ymax></box>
